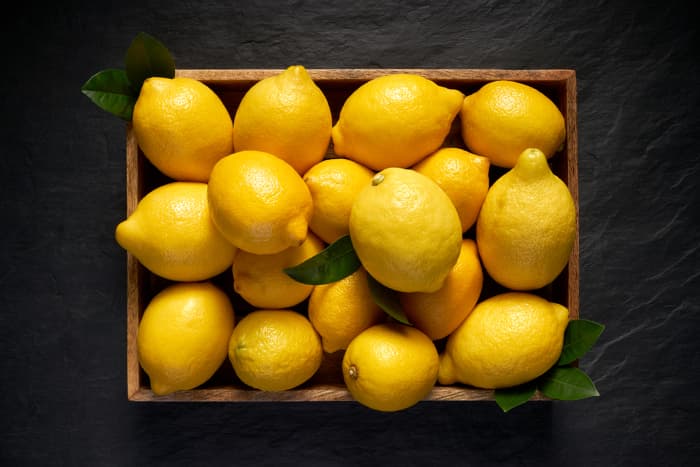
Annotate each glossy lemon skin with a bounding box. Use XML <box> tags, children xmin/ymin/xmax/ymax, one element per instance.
<box><xmin>233</xmin><ymin>232</ymin><xmax>325</xmax><ymax>309</ymax></box>
<box><xmin>228</xmin><ymin>310</ymin><xmax>323</xmax><ymax>392</ymax></box>
<box><xmin>233</xmin><ymin>65</ymin><xmax>332</xmax><ymax>175</ymax></box>
<box><xmin>343</xmin><ymin>323</ymin><xmax>439</xmax><ymax>412</ymax></box>
<box><xmin>438</xmin><ymin>292</ymin><xmax>569</xmax><ymax>389</ymax></box>
<box><xmin>476</xmin><ymin>148</ymin><xmax>576</xmax><ymax>291</ymax></box>
<box><xmin>349</xmin><ymin>168</ymin><xmax>462</xmax><ymax>293</ymax></box>
<box><xmin>137</xmin><ymin>282</ymin><xmax>235</xmax><ymax>395</ymax></box>
<box><xmin>460</xmin><ymin>80</ymin><xmax>566</xmax><ymax>168</ymax></box>
<box><xmin>132</xmin><ymin>77</ymin><xmax>233</xmax><ymax>181</ymax></box>
<box><xmin>332</xmin><ymin>73</ymin><xmax>464</xmax><ymax>170</ymax></box>
<box><xmin>115</xmin><ymin>182</ymin><xmax>236</xmax><ymax>282</ymax></box>
<box><xmin>400</xmin><ymin>239</ymin><xmax>483</xmax><ymax>341</ymax></box>
<box><xmin>412</xmin><ymin>147</ymin><xmax>490</xmax><ymax>232</ymax></box>
<box><xmin>207</xmin><ymin>150</ymin><xmax>313</xmax><ymax>255</ymax></box>
<box><xmin>303</xmin><ymin>158</ymin><xmax>375</xmax><ymax>244</ymax></box>
<box><xmin>308</xmin><ymin>267</ymin><xmax>385</xmax><ymax>353</ymax></box>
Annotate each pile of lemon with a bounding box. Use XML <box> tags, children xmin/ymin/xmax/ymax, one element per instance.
<box><xmin>116</xmin><ymin>66</ymin><xmax>575</xmax><ymax>412</ymax></box>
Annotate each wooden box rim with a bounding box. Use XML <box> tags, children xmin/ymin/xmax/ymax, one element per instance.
<box><xmin>126</xmin><ymin>68</ymin><xmax>578</xmax><ymax>402</ymax></box>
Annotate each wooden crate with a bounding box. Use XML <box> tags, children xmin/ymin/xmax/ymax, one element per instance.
<box><xmin>126</xmin><ymin>69</ymin><xmax>578</xmax><ymax>402</ymax></box>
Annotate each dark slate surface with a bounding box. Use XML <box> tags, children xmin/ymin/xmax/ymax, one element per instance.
<box><xmin>2</xmin><ymin>1</ymin><xmax>698</xmax><ymax>465</ymax></box>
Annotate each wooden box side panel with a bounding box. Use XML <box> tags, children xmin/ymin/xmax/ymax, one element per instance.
<box><xmin>127</xmin><ymin>69</ymin><xmax>578</xmax><ymax>402</ymax></box>
<box><xmin>125</xmin><ymin>126</ymin><xmax>142</xmax><ymax>400</ymax></box>
<box><xmin>565</xmin><ymin>73</ymin><xmax>579</xmax><ymax>320</ymax></box>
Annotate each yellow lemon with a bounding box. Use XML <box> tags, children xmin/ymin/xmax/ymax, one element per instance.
<box><xmin>308</xmin><ymin>267</ymin><xmax>386</xmax><ymax>353</ymax></box>
<box><xmin>233</xmin><ymin>65</ymin><xmax>332</xmax><ymax>175</ymax></box>
<box><xmin>412</xmin><ymin>147</ymin><xmax>490</xmax><ymax>232</ymax></box>
<box><xmin>132</xmin><ymin>77</ymin><xmax>233</xmax><ymax>181</ymax></box>
<box><xmin>343</xmin><ymin>323</ymin><xmax>439</xmax><ymax>412</ymax></box>
<box><xmin>232</xmin><ymin>232</ymin><xmax>325</xmax><ymax>309</ymax></box>
<box><xmin>303</xmin><ymin>158</ymin><xmax>374</xmax><ymax>244</ymax></box>
<box><xmin>438</xmin><ymin>292</ymin><xmax>569</xmax><ymax>389</ymax></box>
<box><xmin>228</xmin><ymin>309</ymin><xmax>323</xmax><ymax>391</ymax></box>
<box><xmin>476</xmin><ymin>148</ymin><xmax>576</xmax><ymax>290</ymax></box>
<box><xmin>115</xmin><ymin>182</ymin><xmax>236</xmax><ymax>281</ymax></box>
<box><xmin>207</xmin><ymin>150</ymin><xmax>313</xmax><ymax>255</ymax></box>
<box><xmin>137</xmin><ymin>282</ymin><xmax>235</xmax><ymax>395</ymax></box>
<box><xmin>349</xmin><ymin>168</ymin><xmax>462</xmax><ymax>293</ymax></box>
<box><xmin>399</xmin><ymin>239</ymin><xmax>483</xmax><ymax>341</ymax></box>
<box><xmin>332</xmin><ymin>74</ymin><xmax>464</xmax><ymax>170</ymax></box>
<box><xmin>460</xmin><ymin>80</ymin><xmax>566</xmax><ymax>168</ymax></box>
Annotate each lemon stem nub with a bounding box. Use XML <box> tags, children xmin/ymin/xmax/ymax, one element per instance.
<box><xmin>513</xmin><ymin>148</ymin><xmax>550</xmax><ymax>180</ymax></box>
<box><xmin>348</xmin><ymin>364</ymin><xmax>359</xmax><ymax>379</ymax></box>
<box><xmin>371</xmin><ymin>173</ymin><xmax>385</xmax><ymax>186</ymax></box>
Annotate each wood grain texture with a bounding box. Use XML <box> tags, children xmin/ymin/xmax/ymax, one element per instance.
<box><xmin>127</xmin><ymin>69</ymin><xmax>578</xmax><ymax>402</ymax></box>
<box><xmin>176</xmin><ymin>68</ymin><xmax>576</xmax><ymax>83</ymax></box>
<box><xmin>127</xmin><ymin>385</ymin><xmax>554</xmax><ymax>403</ymax></box>
<box><xmin>565</xmin><ymin>73</ymin><xmax>580</xmax><ymax>320</ymax></box>
<box><xmin>125</xmin><ymin>125</ymin><xmax>142</xmax><ymax>400</ymax></box>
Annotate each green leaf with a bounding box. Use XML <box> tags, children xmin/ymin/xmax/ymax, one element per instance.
<box><xmin>366</xmin><ymin>274</ymin><xmax>411</xmax><ymax>325</ymax></box>
<box><xmin>538</xmin><ymin>366</ymin><xmax>600</xmax><ymax>401</ymax></box>
<box><xmin>495</xmin><ymin>381</ymin><xmax>537</xmax><ymax>413</ymax></box>
<box><xmin>283</xmin><ymin>235</ymin><xmax>361</xmax><ymax>285</ymax></box>
<box><xmin>125</xmin><ymin>32</ymin><xmax>175</xmax><ymax>94</ymax></box>
<box><xmin>81</xmin><ymin>69</ymin><xmax>136</xmax><ymax>120</ymax></box>
<box><xmin>558</xmin><ymin>319</ymin><xmax>605</xmax><ymax>366</ymax></box>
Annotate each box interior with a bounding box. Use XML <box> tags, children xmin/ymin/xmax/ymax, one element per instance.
<box><xmin>126</xmin><ymin>69</ymin><xmax>578</xmax><ymax>402</ymax></box>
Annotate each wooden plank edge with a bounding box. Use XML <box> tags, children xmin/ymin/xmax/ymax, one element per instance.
<box><xmin>127</xmin><ymin>69</ymin><xmax>577</xmax><ymax>402</ymax></box>
<box><xmin>125</xmin><ymin>125</ymin><xmax>143</xmax><ymax>400</ymax></box>
<box><xmin>127</xmin><ymin>385</ymin><xmax>552</xmax><ymax>403</ymax></box>
<box><xmin>129</xmin><ymin>385</ymin><xmax>353</xmax><ymax>402</ymax></box>
<box><xmin>175</xmin><ymin>68</ymin><xmax>576</xmax><ymax>84</ymax></box>
<box><xmin>126</xmin><ymin>253</ymin><xmax>142</xmax><ymax>400</ymax></box>
<box><xmin>565</xmin><ymin>72</ymin><xmax>580</xmax><ymax>320</ymax></box>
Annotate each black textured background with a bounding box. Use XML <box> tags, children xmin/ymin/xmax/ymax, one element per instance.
<box><xmin>2</xmin><ymin>1</ymin><xmax>698</xmax><ymax>465</ymax></box>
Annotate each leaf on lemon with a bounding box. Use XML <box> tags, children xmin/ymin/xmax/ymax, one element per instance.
<box><xmin>495</xmin><ymin>381</ymin><xmax>537</xmax><ymax>413</ymax></box>
<box><xmin>283</xmin><ymin>234</ymin><xmax>360</xmax><ymax>285</ymax></box>
<box><xmin>538</xmin><ymin>366</ymin><xmax>600</xmax><ymax>401</ymax></box>
<box><xmin>558</xmin><ymin>319</ymin><xmax>605</xmax><ymax>366</ymax></box>
<box><xmin>125</xmin><ymin>31</ymin><xmax>175</xmax><ymax>94</ymax></box>
<box><xmin>366</xmin><ymin>274</ymin><xmax>411</xmax><ymax>325</ymax></box>
<box><xmin>81</xmin><ymin>69</ymin><xmax>136</xmax><ymax>120</ymax></box>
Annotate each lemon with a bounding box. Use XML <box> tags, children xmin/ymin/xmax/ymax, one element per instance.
<box><xmin>438</xmin><ymin>292</ymin><xmax>569</xmax><ymax>389</ymax></box>
<box><xmin>399</xmin><ymin>239</ymin><xmax>483</xmax><ymax>341</ymax></box>
<box><xmin>349</xmin><ymin>168</ymin><xmax>462</xmax><ymax>293</ymax></box>
<box><xmin>303</xmin><ymin>158</ymin><xmax>374</xmax><ymax>244</ymax></box>
<box><xmin>228</xmin><ymin>309</ymin><xmax>323</xmax><ymax>391</ymax></box>
<box><xmin>343</xmin><ymin>323</ymin><xmax>439</xmax><ymax>412</ymax></box>
<box><xmin>476</xmin><ymin>148</ymin><xmax>576</xmax><ymax>290</ymax></box>
<box><xmin>132</xmin><ymin>77</ymin><xmax>233</xmax><ymax>181</ymax></box>
<box><xmin>115</xmin><ymin>182</ymin><xmax>236</xmax><ymax>281</ymax></box>
<box><xmin>233</xmin><ymin>232</ymin><xmax>325</xmax><ymax>309</ymax></box>
<box><xmin>460</xmin><ymin>80</ymin><xmax>565</xmax><ymax>168</ymax></box>
<box><xmin>412</xmin><ymin>147</ymin><xmax>490</xmax><ymax>232</ymax></box>
<box><xmin>207</xmin><ymin>150</ymin><xmax>313</xmax><ymax>255</ymax></box>
<box><xmin>233</xmin><ymin>65</ymin><xmax>332</xmax><ymax>175</ymax></box>
<box><xmin>308</xmin><ymin>267</ymin><xmax>385</xmax><ymax>353</ymax></box>
<box><xmin>137</xmin><ymin>282</ymin><xmax>235</xmax><ymax>395</ymax></box>
<box><xmin>332</xmin><ymin>73</ymin><xmax>464</xmax><ymax>170</ymax></box>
